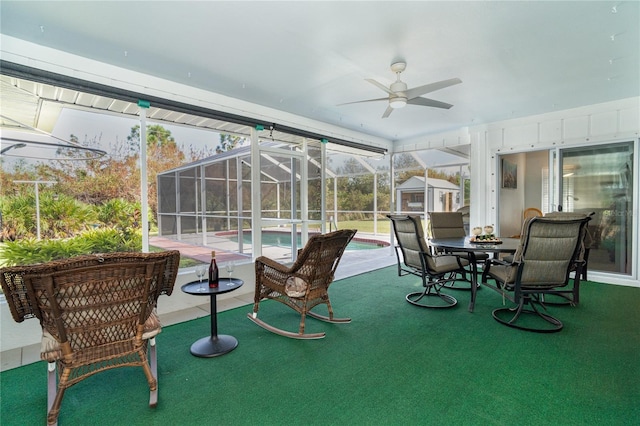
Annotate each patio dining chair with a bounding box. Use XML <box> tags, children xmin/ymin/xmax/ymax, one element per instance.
<box><xmin>543</xmin><ymin>211</ymin><xmax>594</xmax><ymax>304</ymax></box>
<box><xmin>388</xmin><ymin>214</ymin><xmax>468</xmax><ymax>308</ymax></box>
<box><xmin>428</xmin><ymin>211</ymin><xmax>489</xmax><ymax>289</ymax></box>
<box><xmin>0</xmin><ymin>251</ymin><xmax>180</xmax><ymax>426</ymax></box>
<box><xmin>481</xmin><ymin>217</ymin><xmax>590</xmax><ymax>332</ymax></box>
<box><xmin>248</xmin><ymin>229</ymin><xmax>356</xmax><ymax>339</ymax></box>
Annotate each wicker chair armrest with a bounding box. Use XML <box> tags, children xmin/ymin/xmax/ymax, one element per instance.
<box><xmin>256</xmin><ymin>256</ymin><xmax>294</xmax><ymax>275</ymax></box>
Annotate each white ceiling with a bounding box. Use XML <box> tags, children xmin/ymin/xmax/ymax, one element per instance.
<box><xmin>1</xmin><ymin>1</ymin><xmax>638</xmax><ymax>143</ymax></box>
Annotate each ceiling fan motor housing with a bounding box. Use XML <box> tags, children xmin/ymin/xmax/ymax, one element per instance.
<box><xmin>390</xmin><ymin>81</ymin><xmax>407</xmax><ymax>94</ymax></box>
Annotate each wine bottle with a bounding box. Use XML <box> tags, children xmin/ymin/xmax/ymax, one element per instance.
<box><xmin>208</xmin><ymin>250</ymin><xmax>219</xmax><ymax>288</ymax></box>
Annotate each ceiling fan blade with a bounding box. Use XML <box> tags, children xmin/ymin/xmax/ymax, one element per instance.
<box><xmin>337</xmin><ymin>97</ymin><xmax>389</xmax><ymax>106</ymax></box>
<box><xmin>405</xmin><ymin>78</ymin><xmax>462</xmax><ymax>100</ymax></box>
<box><xmin>407</xmin><ymin>97</ymin><xmax>454</xmax><ymax>109</ymax></box>
<box><xmin>381</xmin><ymin>105</ymin><xmax>394</xmax><ymax>118</ymax></box>
<box><xmin>365</xmin><ymin>78</ymin><xmax>394</xmax><ymax>95</ymax></box>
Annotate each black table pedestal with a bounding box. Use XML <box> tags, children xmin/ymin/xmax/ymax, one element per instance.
<box><xmin>181</xmin><ymin>278</ymin><xmax>244</xmax><ymax>358</ymax></box>
<box><xmin>190</xmin><ymin>335</ymin><xmax>238</xmax><ymax>358</ymax></box>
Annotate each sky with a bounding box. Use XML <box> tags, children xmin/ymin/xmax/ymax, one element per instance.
<box><xmin>54</xmin><ymin>109</ymin><xmax>221</xmax><ymax>156</ymax></box>
<box><xmin>1</xmin><ymin>108</ymin><xmax>222</xmax><ymax>168</ymax></box>
<box><xmin>1</xmin><ymin>107</ymin><xmax>469</xmax><ymax>177</ymax></box>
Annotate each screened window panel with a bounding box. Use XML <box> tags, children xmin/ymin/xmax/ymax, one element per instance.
<box><xmin>158</xmin><ymin>174</ymin><xmax>177</xmax><ymax>213</ymax></box>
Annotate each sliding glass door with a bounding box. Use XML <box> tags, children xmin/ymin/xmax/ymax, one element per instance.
<box><xmin>555</xmin><ymin>141</ymin><xmax>635</xmax><ymax>276</ymax></box>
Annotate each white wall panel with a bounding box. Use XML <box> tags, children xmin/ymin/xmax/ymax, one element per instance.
<box><xmin>562</xmin><ymin>115</ymin><xmax>590</xmax><ymax>140</ymax></box>
<box><xmin>619</xmin><ymin>105</ymin><xmax>640</xmax><ymax>133</ymax></box>
<box><xmin>503</xmin><ymin>122</ymin><xmax>538</xmax><ymax>148</ymax></box>
<box><xmin>539</xmin><ymin>119</ymin><xmax>562</xmax><ymax>143</ymax></box>
<box><xmin>591</xmin><ymin>110</ymin><xmax>619</xmax><ymax>137</ymax></box>
<box><xmin>486</xmin><ymin>128</ymin><xmax>503</xmax><ymax>147</ymax></box>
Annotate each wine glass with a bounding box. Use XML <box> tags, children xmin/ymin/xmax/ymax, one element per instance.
<box><xmin>195</xmin><ymin>265</ymin><xmax>207</xmax><ymax>292</ymax></box>
<box><xmin>225</xmin><ymin>261</ymin><xmax>235</xmax><ymax>285</ymax></box>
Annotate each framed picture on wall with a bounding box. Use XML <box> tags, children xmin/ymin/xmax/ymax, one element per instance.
<box><xmin>501</xmin><ymin>159</ymin><xmax>517</xmax><ymax>189</ymax></box>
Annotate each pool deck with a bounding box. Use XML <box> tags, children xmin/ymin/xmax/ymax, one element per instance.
<box><xmin>1</xmin><ymin>232</ymin><xmax>396</xmax><ymax>371</ymax></box>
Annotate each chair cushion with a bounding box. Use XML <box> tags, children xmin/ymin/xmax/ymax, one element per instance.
<box><xmin>40</xmin><ymin>329</ymin><xmax>63</xmax><ymax>362</ymax></box>
<box><xmin>432</xmin><ymin>255</ymin><xmax>470</xmax><ymax>274</ymax></box>
<box><xmin>285</xmin><ymin>276</ymin><xmax>309</xmax><ymax>298</ymax></box>
<box><xmin>142</xmin><ymin>310</ymin><xmax>163</xmax><ymax>340</ymax></box>
<box><xmin>40</xmin><ymin>310</ymin><xmax>162</xmax><ymax>362</ymax></box>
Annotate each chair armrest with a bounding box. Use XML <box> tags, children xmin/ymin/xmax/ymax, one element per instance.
<box><xmin>255</xmin><ymin>256</ymin><xmax>293</xmax><ymax>275</ymax></box>
<box><xmin>255</xmin><ymin>256</ymin><xmax>298</xmax><ymax>292</ymax></box>
<box><xmin>481</xmin><ymin>258</ymin><xmax>512</xmax><ymax>283</ymax></box>
<box><xmin>484</xmin><ymin>258</ymin><xmax>512</xmax><ymax>268</ymax></box>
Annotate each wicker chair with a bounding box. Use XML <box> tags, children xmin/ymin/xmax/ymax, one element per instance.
<box><xmin>248</xmin><ymin>229</ymin><xmax>356</xmax><ymax>339</ymax></box>
<box><xmin>481</xmin><ymin>217</ymin><xmax>589</xmax><ymax>332</ymax></box>
<box><xmin>0</xmin><ymin>251</ymin><xmax>180</xmax><ymax>426</ymax></box>
<box><xmin>524</xmin><ymin>207</ymin><xmax>543</xmax><ymax>220</ymax></box>
<box><xmin>508</xmin><ymin>207</ymin><xmax>544</xmax><ymax>239</ymax></box>
<box><xmin>388</xmin><ymin>214</ymin><xmax>468</xmax><ymax>308</ymax></box>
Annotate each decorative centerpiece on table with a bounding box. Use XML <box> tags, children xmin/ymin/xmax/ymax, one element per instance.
<box><xmin>469</xmin><ymin>225</ymin><xmax>502</xmax><ymax>243</ymax></box>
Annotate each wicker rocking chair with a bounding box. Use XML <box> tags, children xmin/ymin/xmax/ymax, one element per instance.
<box><xmin>0</xmin><ymin>251</ymin><xmax>180</xmax><ymax>426</ymax></box>
<box><xmin>247</xmin><ymin>229</ymin><xmax>356</xmax><ymax>339</ymax></box>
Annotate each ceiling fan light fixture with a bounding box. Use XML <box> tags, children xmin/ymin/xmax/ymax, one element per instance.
<box><xmin>389</xmin><ymin>97</ymin><xmax>407</xmax><ymax>109</ymax></box>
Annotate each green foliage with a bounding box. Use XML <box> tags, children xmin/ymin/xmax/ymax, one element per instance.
<box><xmin>0</xmin><ymin>237</ymin><xmax>93</xmax><ymax>266</ymax></box>
<box><xmin>328</xmin><ymin>158</ymin><xmax>392</xmax><ymax>220</ymax></box>
<box><xmin>216</xmin><ymin>134</ymin><xmax>247</xmax><ymax>153</ymax></box>
<box><xmin>0</xmin><ymin>193</ymin><xmax>33</xmax><ymax>237</ymax></box>
<box><xmin>0</xmin><ymin>228</ymin><xmax>141</xmax><ymax>267</ymax></box>
<box><xmin>96</xmin><ymin>199</ymin><xmax>141</xmax><ymax>229</ymax></box>
<box><xmin>79</xmin><ymin>227</ymin><xmax>142</xmax><ymax>253</ymax></box>
<box><xmin>127</xmin><ymin>124</ymin><xmax>176</xmax><ymax>149</ymax></box>
<box><xmin>0</xmin><ymin>192</ymin><xmax>96</xmax><ymax>239</ymax></box>
<box><xmin>41</xmin><ymin>193</ymin><xmax>97</xmax><ymax>238</ymax></box>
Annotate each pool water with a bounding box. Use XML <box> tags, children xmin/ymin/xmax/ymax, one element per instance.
<box><xmin>230</xmin><ymin>231</ymin><xmax>386</xmax><ymax>250</ymax></box>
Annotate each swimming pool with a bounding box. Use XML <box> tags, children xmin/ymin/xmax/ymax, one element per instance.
<box><xmin>227</xmin><ymin>231</ymin><xmax>388</xmax><ymax>251</ymax></box>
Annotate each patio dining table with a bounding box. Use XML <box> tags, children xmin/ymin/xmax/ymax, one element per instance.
<box><xmin>429</xmin><ymin>237</ymin><xmax>520</xmax><ymax>312</ymax></box>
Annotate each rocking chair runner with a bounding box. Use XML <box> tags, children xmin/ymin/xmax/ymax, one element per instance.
<box><xmin>247</xmin><ymin>229</ymin><xmax>356</xmax><ymax>339</ymax></box>
<box><xmin>0</xmin><ymin>251</ymin><xmax>180</xmax><ymax>426</ymax></box>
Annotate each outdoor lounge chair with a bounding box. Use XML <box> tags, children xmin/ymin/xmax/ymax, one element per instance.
<box><xmin>388</xmin><ymin>214</ymin><xmax>468</xmax><ymax>308</ymax></box>
<box><xmin>0</xmin><ymin>251</ymin><xmax>180</xmax><ymax>426</ymax></box>
<box><xmin>248</xmin><ymin>229</ymin><xmax>356</xmax><ymax>339</ymax></box>
<box><xmin>481</xmin><ymin>217</ymin><xmax>589</xmax><ymax>332</ymax></box>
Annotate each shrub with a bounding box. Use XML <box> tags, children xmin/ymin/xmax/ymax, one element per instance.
<box><xmin>0</xmin><ymin>227</ymin><xmax>141</xmax><ymax>267</ymax></box>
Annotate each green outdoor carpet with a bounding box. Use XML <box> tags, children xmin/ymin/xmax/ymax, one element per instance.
<box><xmin>1</xmin><ymin>266</ymin><xmax>638</xmax><ymax>425</ymax></box>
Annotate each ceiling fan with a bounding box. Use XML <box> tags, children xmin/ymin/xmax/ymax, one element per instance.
<box><xmin>340</xmin><ymin>62</ymin><xmax>462</xmax><ymax>118</ymax></box>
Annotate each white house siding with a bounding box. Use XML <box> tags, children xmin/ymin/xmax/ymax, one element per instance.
<box><xmin>422</xmin><ymin>97</ymin><xmax>640</xmax><ymax>287</ymax></box>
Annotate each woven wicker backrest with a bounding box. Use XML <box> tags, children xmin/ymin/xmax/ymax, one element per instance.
<box><xmin>523</xmin><ymin>207</ymin><xmax>543</xmax><ymax>220</ymax></box>
<box><xmin>428</xmin><ymin>212</ymin><xmax>466</xmax><ymax>238</ymax></box>
<box><xmin>0</xmin><ymin>251</ymin><xmax>180</xmax><ymax>323</ymax></box>
<box><xmin>388</xmin><ymin>215</ymin><xmax>436</xmax><ymax>271</ymax></box>
<box><xmin>291</xmin><ymin>229</ymin><xmax>356</xmax><ymax>289</ymax></box>
<box><xmin>23</xmin><ymin>258</ymin><xmax>168</xmax><ymax>354</ymax></box>
<box><xmin>513</xmin><ymin>217</ymin><xmax>589</xmax><ymax>288</ymax></box>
